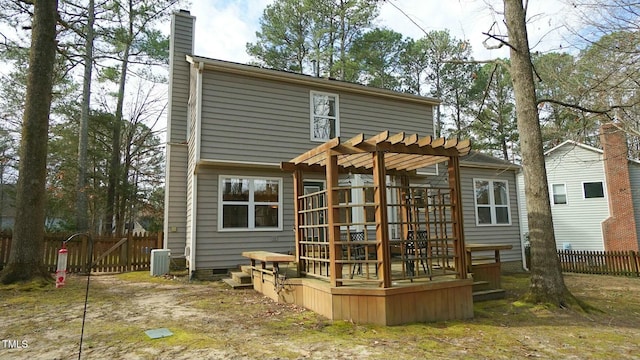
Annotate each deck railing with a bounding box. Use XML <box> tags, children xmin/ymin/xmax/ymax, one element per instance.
<box><xmin>557</xmin><ymin>249</ymin><xmax>640</xmax><ymax>277</ymax></box>
<box><xmin>0</xmin><ymin>232</ymin><xmax>163</xmax><ymax>273</ymax></box>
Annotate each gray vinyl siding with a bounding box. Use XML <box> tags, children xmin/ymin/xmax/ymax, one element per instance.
<box><xmin>166</xmin><ymin>11</ymin><xmax>193</xmax><ymax>143</ymax></box>
<box><xmin>198</xmin><ymin>71</ymin><xmax>434</xmax><ymax>163</ymax></box>
<box><xmin>164</xmin><ymin>145</ymin><xmax>188</xmax><ymax>254</ymax></box>
<box><xmin>164</xmin><ymin>11</ymin><xmax>194</xmax><ymax>255</ymax></box>
<box><xmin>460</xmin><ymin>166</ymin><xmax>522</xmax><ymax>262</ymax></box>
<box><xmin>628</xmin><ymin>163</ymin><xmax>640</xmax><ymax>249</ymax></box>
<box><xmin>194</xmin><ymin>168</ymin><xmax>295</xmax><ymax>270</ymax></box>
<box><xmin>518</xmin><ymin>144</ymin><xmax>609</xmax><ymax>251</ymax></box>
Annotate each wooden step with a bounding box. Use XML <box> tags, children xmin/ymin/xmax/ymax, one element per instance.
<box><xmin>222</xmin><ymin>277</ymin><xmax>254</xmax><ymax>289</ymax></box>
<box><xmin>472</xmin><ymin>280</ymin><xmax>491</xmax><ymax>291</ymax></box>
<box><xmin>473</xmin><ymin>289</ymin><xmax>506</xmax><ymax>302</ymax></box>
<box><xmin>240</xmin><ymin>265</ymin><xmax>253</xmax><ymax>274</ymax></box>
<box><xmin>231</xmin><ymin>271</ymin><xmax>252</xmax><ymax>284</ymax></box>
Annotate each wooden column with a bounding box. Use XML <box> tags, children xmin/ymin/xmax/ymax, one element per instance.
<box><xmin>448</xmin><ymin>156</ymin><xmax>467</xmax><ymax>279</ymax></box>
<box><xmin>326</xmin><ymin>151</ymin><xmax>342</xmax><ymax>286</ymax></box>
<box><xmin>373</xmin><ymin>151</ymin><xmax>391</xmax><ymax>288</ymax></box>
<box><xmin>293</xmin><ymin>169</ymin><xmax>303</xmax><ymax>274</ymax></box>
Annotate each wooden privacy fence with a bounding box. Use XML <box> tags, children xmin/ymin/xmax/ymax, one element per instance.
<box><xmin>0</xmin><ymin>232</ymin><xmax>163</xmax><ymax>273</ymax></box>
<box><xmin>558</xmin><ymin>249</ymin><xmax>640</xmax><ymax>277</ymax></box>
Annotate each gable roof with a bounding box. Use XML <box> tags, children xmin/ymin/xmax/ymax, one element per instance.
<box><xmin>545</xmin><ymin>140</ymin><xmax>640</xmax><ymax>165</ymax></box>
<box><xmin>460</xmin><ymin>151</ymin><xmax>520</xmax><ymax>171</ymax></box>
<box><xmin>186</xmin><ymin>55</ymin><xmax>441</xmax><ymax>106</ymax></box>
<box><xmin>544</xmin><ymin>140</ymin><xmax>603</xmax><ymax>156</ymax></box>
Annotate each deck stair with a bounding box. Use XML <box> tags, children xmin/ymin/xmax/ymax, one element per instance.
<box><xmin>471</xmin><ymin>278</ymin><xmax>506</xmax><ymax>301</ymax></box>
<box><xmin>473</xmin><ymin>288</ymin><xmax>507</xmax><ymax>302</ymax></box>
<box><xmin>221</xmin><ymin>266</ymin><xmax>254</xmax><ymax>289</ymax></box>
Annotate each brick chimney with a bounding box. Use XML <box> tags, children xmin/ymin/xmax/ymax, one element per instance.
<box><xmin>600</xmin><ymin>123</ymin><xmax>639</xmax><ymax>251</ymax></box>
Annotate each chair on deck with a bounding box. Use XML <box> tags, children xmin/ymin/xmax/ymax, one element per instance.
<box><xmin>346</xmin><ymin>231</ymin><xmax>377</xmax><ymax>279</ymax></box>
<box><xmin>405</xmin><ymin>230</ymin><xmax>430</xmax><ymax>277</ymax></box>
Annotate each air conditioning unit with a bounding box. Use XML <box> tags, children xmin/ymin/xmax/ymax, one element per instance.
<box><xmin>150</xmin><ymin>249</ymin><xmax>171</xmax><ymax>276</ymax></box>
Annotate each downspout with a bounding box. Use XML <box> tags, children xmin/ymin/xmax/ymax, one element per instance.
<box><xmin>189</xmin><ymin>61</ymin><xmax>204</xmax><ymax>275</ymax></box>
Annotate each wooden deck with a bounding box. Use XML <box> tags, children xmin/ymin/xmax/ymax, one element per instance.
<box><xmin>248</xmin><ymin>261</ymin><xmax>473</xmax><ymax>325</ymax></box>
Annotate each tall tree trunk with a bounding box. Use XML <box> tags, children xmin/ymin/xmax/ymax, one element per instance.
<box><xmin>106</xmin><ymin>0</ymin><xmax>133</xmax><ymax>236</ymax></box>
<box><xmin>117</xmin><ymin>128</ymin><xmax>134</xmax><ymax>237</ymax></box>
<box><xmin>76</xmin><ymin>0</ymin><xmax>95</xmax><ymax>232</ymax></box>
<box><xmin>504</xmin><ymin>0</ymin><xmax>573</xmax><ymax>306</ymax></box>
<box><xmin>1</xmin><ymin>0</ymin><xmax>58</xmax><ymax>284</ymax></box>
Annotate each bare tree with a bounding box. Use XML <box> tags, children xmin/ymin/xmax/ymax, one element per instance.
<box><xmin>503</xmin><ymin>0</ymin><xmax>581</xmax><ymax>307</ymax></box>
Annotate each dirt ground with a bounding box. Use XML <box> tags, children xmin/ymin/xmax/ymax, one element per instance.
<box><xmin>1</xmin><ymin>271</ymin><xmax>640</xmax><ymax>359</ymax></box>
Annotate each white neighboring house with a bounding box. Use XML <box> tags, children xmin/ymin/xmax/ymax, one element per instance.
<box><xmin>517</xmin><ymin>123</ymin><xmax>640</xmax><ymax>252</ymax></box>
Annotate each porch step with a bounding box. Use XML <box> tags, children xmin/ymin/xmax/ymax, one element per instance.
<box><xmin>472</xmin><ymin>280</ymin><xmax>491</xmax><ymax>292</ymax></box>
<box><xmin>231</xmin><ymin>271</ymin><xmax>253</xmax><ymax>285</ymax></box>
<box><xmin>221</xmin><ymin>268</ymin><xmax>254</xmax><ymax>289</ymax></box>
<box><xmin>473</xmin><ymin>289</ymin><xmax>506</xmax><ymax>302</ymax></box>
<box><xmin>222</xmin><ymin>277</ymin><xmax>253</xmax><ymax>289</ymax></box>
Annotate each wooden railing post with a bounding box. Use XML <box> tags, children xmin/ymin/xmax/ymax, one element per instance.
<box><xmin>326</xmin><ymin>151</ymin><xmax>342</xmax><ymax>286</ymax></box>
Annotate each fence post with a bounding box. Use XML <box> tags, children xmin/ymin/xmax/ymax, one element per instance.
<box><xmin>156</xmin><ymin>232</ymin><xmax>163</xmax><ymax>249</ymax></box>
<box><xmin>126</xmin><ymin>232</ymin><xmax>133</xmax><ymax>272</ymax></box>
<box><xmin>631</xmin><ymin>250</ymin><xmax>639</xmax><ymax>277</ymax></box>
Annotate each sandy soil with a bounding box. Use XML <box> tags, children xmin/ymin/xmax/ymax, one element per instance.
<box><xmin>1</xmin><ymin>272</ymin><xmax>640</xmax><ymax>359</ymax></box>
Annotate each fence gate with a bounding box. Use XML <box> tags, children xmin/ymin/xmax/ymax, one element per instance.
<box><xmin>1</xmin><ymin>232</ymin><xmax>163</xmax><ymax>273</ymax></box>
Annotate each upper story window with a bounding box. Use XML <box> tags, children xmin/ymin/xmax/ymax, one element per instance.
<box><xmin>310</xmin><ymin>91</ymin><xmax>339</xmax><ymax>142</ymax></box>
<box><xmin>473</xmin><ymin>179</ymin><xmax>511</xmax><ymax>226</ymax></box>
<box><xmin>583</xmin><ymin>181</ymin><xmax>605</xmax><ymax>199</ymax></box>
<box><xmin>552</xmin><ymin>183</ymin><xmax>567</xmax><ymax>205</ymax></box>
<box><xmin>219</xmin><ymin>176</ymin><xmax>283</xmax><ymax>231</ymax></box>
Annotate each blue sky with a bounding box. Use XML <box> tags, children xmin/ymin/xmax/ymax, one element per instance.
<box><xmin>189</xmin><ymin>0</ymin><xmax>577</xmax><ymax>64</ymax></box>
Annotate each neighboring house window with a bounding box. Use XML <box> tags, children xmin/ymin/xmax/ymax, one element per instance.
<box><xmin>583</xmin><ymin>181</ymin><xmax>605</xmax><ymax>199</ymax></box>
<box><xmin>473</xmin><ymin>179</ymin><xmax>511</xmax><ymax>226</ymax></box>
<box><xmin>219</xmin><ymin>176</ymin><xmax>282</xmax><ymax>231</ymax></box>
<box><xmin>310</xmin><ymin>91</ymin><xmax>339</xmax><ymax>141</ymax></box>
<box><xmin>552</xmin><ymin>184</ymin><xmax>567</xmax><ymax>205</ymax></box>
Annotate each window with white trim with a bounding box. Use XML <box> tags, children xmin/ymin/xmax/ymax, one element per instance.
<box><xmin>552</xmin><ymin>184</ymin><xmax>567</xmax><ymax>205</ymax></box>
<box><xmin>583</xmin><ymin>181</ymin><xmax>604</xmax><ymax>199</ymax></box>
<box><xmin>310</xmin><ymin>91</ymin><xmax>339</xmax><ymax>141</ymax></box>
<box><xmin>473</xmin><ymin>179</ymin><xmax>511</xmax><ymax>226</ymax></box>
<box><xmin>219</xmin><ymin>176</ymin><xmax>282</xmax><ymax>231</ymax></box>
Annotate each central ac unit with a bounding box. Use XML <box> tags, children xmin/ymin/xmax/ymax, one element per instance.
<box><xmin>150</xmin><ymin>249</ymin><xmax>171</xmax><ymax>276</ymax></box>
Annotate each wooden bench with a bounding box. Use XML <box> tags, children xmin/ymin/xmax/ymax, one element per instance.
<box><xmin>465</xmin><ymin>244</ymin><xmax>512</xmax><ymax>290</ymax></box>
<box><xmin>242</xmin><ymin>251</ymin><xmax>295</xmax><ymax>282</ymax></box>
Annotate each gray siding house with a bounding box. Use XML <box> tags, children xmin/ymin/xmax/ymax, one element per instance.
<box><xmin>165</xmin><ymin>10</ymin><xmax>524</xmax><ymax>277</ymax></box>
<box><xmin>459</xmin><ymin>153</ymin><xmax>522</xmax><ymax>266</ymax></box>
<box><xmin>517</xmin><ymin>125</ymin><xmax>640</xmax><ymax>253</ymax></box>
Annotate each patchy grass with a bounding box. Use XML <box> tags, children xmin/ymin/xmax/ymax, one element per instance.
<box><xmin>1</xmin><ymin>272</ymin><xmax>639</xmax><ymax>359</ymax></box>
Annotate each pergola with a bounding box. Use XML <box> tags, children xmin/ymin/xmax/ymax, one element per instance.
<box><xmin>281</xmin><ymin>131</ymin><xmax>471</xmax><ymax>288</ymax></box>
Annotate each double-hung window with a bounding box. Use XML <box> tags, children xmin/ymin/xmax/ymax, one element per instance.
<box><xmin>219</xmin><ymin>176</ymin><xmax>282</xmax><ymax>231</ymax></box>
<box><xmin>310</xmin><ymin>91</ymin><xmax>339</xmax><ymax>141</ymax></box>
<box><xmin>552</xmin><ymin>184</ymin><xmax>567</xmax><ymax>205</ymax></box>
<box><xmin>474</xmin><ymin>179</ymin><xmax>511</xmax><ymax>226</ymax></box>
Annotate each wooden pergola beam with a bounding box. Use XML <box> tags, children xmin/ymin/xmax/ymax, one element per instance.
<box><xmin>290</xmin><ymin>137</ymin><xmax>340</xmax><ymax>164</ymax></box>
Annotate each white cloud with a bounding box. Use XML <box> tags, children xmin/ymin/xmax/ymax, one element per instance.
<box><xmin>191</xmin><ymin>0</ymin><xmax>274</xmax><ymax>63</ymax></box>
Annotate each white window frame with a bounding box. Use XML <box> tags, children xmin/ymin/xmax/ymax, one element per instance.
<box><xmin>473</xmin><ymin>178</ymin><xmax>512</xmax><ymax>226</ymax></box>
<box><xmin>310</xmin><ymin>91</ymin><xmax>340</xmax><ymax>142</ymax></box>
<box><xmin>582</xmin><ymin>181</ymin><xmax>605</xmax><ymax>199</ymax></box>
<box><xmin>551</xmin><ymin>183</ymin><xmax>568</xmax><ymax>205</ymax></box>
<box><xmin>218</xmin><ymin>175</ymin><xmax>283</xmax><ymax>232</ymax></box>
